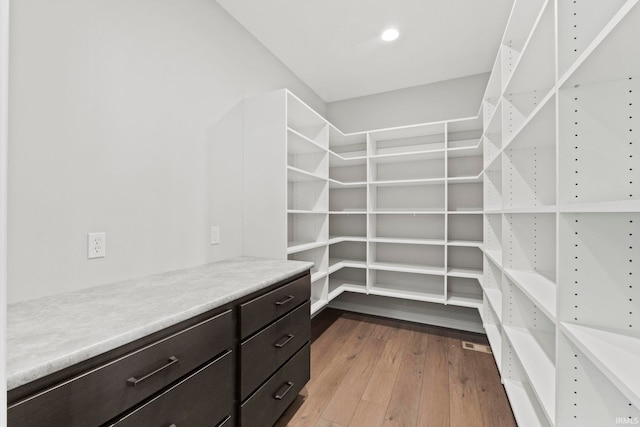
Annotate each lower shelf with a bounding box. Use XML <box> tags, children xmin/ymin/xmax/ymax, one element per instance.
<box><xmin>369</xmin><ymin>286</ymin><xmax>444</xmax><ymax>304</ymax></box>
<box><xmin>503</xmin><ymin>379</ymin><xmax>551</xmax><ymax>427</ymax></box>
<box><xmin>311</xmin><ymin>298</ymin><xmax>327</xmax><ymax>315</ymax></box>
<box><xmin>447</xmin><ymin>292</ymin><xmax>482</xmax><ymax>309</ymax></box>
<box><xmin>327</xmin><ymin>279</ymin><xmax>367</xmax><ymax>301</ymax></box>
<box><xmin>503</xmin><ymin>326</ymin><xmax>556</xmax><ymax>423</ymax></box>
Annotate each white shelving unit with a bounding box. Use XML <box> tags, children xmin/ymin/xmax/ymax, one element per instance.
<box><xmin>244</xmin><ymin>2</ymin><xmax>640</xmax><ymax>420</ymax></box>
<box><xmin>244</xmin><ymin>91</ymin><xmax>484</xmax><ymax>318</ymax></box>
<box><xmin>479</xmin><ymin>0</ymin><xmax>640</xmax><ymax>425</ymax></box>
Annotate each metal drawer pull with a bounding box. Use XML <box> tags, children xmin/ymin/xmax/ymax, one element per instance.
<box><xmin>275</xmin><ymin>295</ymin><xmax>295</xmax><ymax>306</ymax></box>
<box><xmin>274</xmin><ymin>381</ymin><xmax>294</xmax><ymax>400</ymax></box>
<box><xmin>274</xmin><ymin>334</ymin><xmax>295</xmax><ymax>348</ymax></box>
<box><xmin>215</xmin><ymin>415</ymin><xmax>232</xmax><ymax>427</ymax></box>
<box><xmin>126</xmin><ymin>356</ymin><xmax>179</xmax><ymax>387</ymax></box>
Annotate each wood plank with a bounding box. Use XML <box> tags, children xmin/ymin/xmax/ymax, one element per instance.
<box><xmin>382</xmin><ymin>350</ymin><xmax>424</xmax><ymax>426</ymax></box>
<box><xmin>473</xmin><ymin>352</ymin><xmax>517</xmax><ymax>427</ymax></box>
<box><xmin>322</xmin><ymin>337</ymin><xmax>386</xmax><ymax>425</ymax></box>
<box><xmin>405</xmin><ymin>323</ymin><xmax>430</xmax><ymax>357</ymax></box>
<box><xmin>447</xmin><ymin>337</ymin><xmax>483</xmax><ymax>427</ymax></box>
<box><xmin>289</xmin><ymin>317</ymin><xmax>376</xmax><ymax>426</ymax></box>
<box><xmin>417</xmin><ymin>334</ymin><xmax>450</xmax><ymax>427</ymax></box>
<box><xmin>348</xmin><ymin>399</ymin><xmax>387</xmax><ymax>427</ymax></box>
<box><xmin>315</xmin><ymin>418</ymin><xmax>345</xmax><ymax>427</ymax></box>
<box><xmin>310</xmin><ymin>315</ymin><xmax>362</xmax><ymax>382</ymax></box>
<box><xmin>361</xmin><ymin>325</ymin><xmax>412</xmax><ymax>406</ymax></box>
<box><xmin>371</xmin><ymin>317</ymin><xmax>401</xmax><ymax>341</ymax></box>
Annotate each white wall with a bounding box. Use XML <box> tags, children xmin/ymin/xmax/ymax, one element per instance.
<box><xmin>8</xmin><ymin>0</ymin><xmax>325</xmax><ymax>303</ymax></box>
<box><xmin>1</xmin><ymin>0</ymin><xmax>8</xmax><ymax>419</ymax></box>
<box><xmin>326</xmin><ymin>73</ymin><xmax>489</xmax><ymax>133</ymax></box>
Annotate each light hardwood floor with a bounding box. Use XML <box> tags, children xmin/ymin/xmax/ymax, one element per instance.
<box><xmin>276</xmin><ymin>309</ymin><xmax>516</xmax><ymax>427</ymax></box>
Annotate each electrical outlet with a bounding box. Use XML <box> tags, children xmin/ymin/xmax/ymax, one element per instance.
<box><xmin>87</xmin><ymin>232</ymin><xmax>106</xmax><ymax>259</ymax></box>
<box><xmin>210</xmin><ymin>226</ymin><xmax>220</xmax><ymax>245</ymax></box>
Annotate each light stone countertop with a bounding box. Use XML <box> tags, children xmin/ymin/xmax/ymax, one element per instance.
<box><xmin>7</xmin><ymin>256</ymin><xmax>313</xmax><ymax>390</ymax></box>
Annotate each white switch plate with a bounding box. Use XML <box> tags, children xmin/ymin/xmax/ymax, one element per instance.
<box><xmin>210</xmin><ymin>226</ymin><xmax>220</xmax><ymax>245</ymax></box>
<box><xmin>88</xmin><ymin>232</ymin><xmax>106</xmax><ymax>259</ymax></box>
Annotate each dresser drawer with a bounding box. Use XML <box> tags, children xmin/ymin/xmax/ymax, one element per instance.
<box><xmin>8</xmin><ymin>309</ymin><xmax>233</xmax><ymax>427</ymax></box>
<box><xmin>107</xmin><ymin>350</ymin><xmax>233</xmax><ymax>427</ymax></box>
<box><xmin>241</xmin><ymin>343</ymin><xmax>310</xmax><ymax>427</ymax></box>
<box><xmin>239</xmin><ymin>273</ymin><xmax>310</xmax><ymax>339</ymax></box>
<box><xmin>240</xmin><ymin>300</ymin><xmax>310</xmax><ymax>400</ymax></box>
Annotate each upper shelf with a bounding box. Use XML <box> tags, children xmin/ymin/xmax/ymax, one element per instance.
<box><xmin>503</xmin><ymin>0</ymin><xmax>555</xmax><ymax>96</ymax></box>
<box><xmin>558</xmin><ymin>0</ymin><xmax>637</xmax><ymax>84</ymax></box>
<box><xmin>287</xmin><ymin>91</ymin><xmax>327</xmax><ymax>143</ymax></box>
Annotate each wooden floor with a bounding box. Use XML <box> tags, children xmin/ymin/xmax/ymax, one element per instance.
<box><xmin>276</xmin><ymin>309</ymin><xmax>516</xmax><ymax>427</ymax></box>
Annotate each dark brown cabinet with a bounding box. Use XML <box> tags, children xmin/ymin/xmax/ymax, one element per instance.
<box><xmin>239</xmin><ymin>274</ymin><xmax>311</xmax><ymax>426</ymax></box>
<box><xmin>7</xmin><ymin>270</ymin><xmax>311</xmax><ymax>427</ymax></box>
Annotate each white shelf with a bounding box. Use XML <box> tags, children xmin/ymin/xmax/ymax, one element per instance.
<box><xmin>327</xmin><ymin>279</ymin><xmax>367</xmax><ymax>301</ymax></box>
<box><xmin>484</xmin><ymin>288</ymin><xmax>503</xmax><ymax>320</ymax></box>
<box><xmin>502</xmin><ymin>206</ymin><xmax>557</xmax><ymax>214</ymax></box>
<box><xmin>369</xmin><ymin>286</ymin><xmax>445</xmax><ymax>304</ymax></box>
<box><xmin>370</xmin><ymin>209</ymin><xmax>446</xmax><ymax>215</ymax></box>
<box><xmin>287</xmin><ymin>127</ymin><xmax>326</xmax><ymax>154</ymax></box>
<box><xmin>503</xmin><ymin>379</ymin><xmax>550</xmax><ymax>427</ymax></box>
<box><xmin>369</xmin><ymin>237</ymin><xmax>445</xmax><ymax>246</ymax></box>
<box><xmin>559</xmin><ymin>0</ymin><xmax>640</xmax><ymax>88</ymax></box>
<box><xmin>287</xmin><ymin>240</ymin><xmax>326</xmax><ymax>254</ymax></box>
<box><xmin>328</xmin><ymin>210</ymin><xmax>366</xmax><ymax>215</ymax></box>
<box><xmin>369</xmin><ymin>149</ymin><xmax>446</xmax><ymax>163</ymax></box>
<box><xmin>447</xmin><ymin>210</ymin><xmax>483</xmax><ymax>215</ymax></box>
<box><xmin>502</xmin><ymin>0</ymin><xmax>555</xmax><ymax>95</ymax></box>
<box><xmin>328</xmin><ymin>258</ymin><xmax>366</xmax><ymax>274</ymax></box>
<box><xmin>287</xmin><ymin>209</ymin><xmax>328</xmax><ymax>214</ymax></box>
<box><xmin>311</xmin><ymin>298</ymin><xmax>327</xmax><ymax>315</ymax></box>
<box><xmin>369</xmin><ymin>178</ymin><xmax>446</xmax><ymax>187</ymax></box>
<box><xmin>502</xmin><ymin>89</ymin><xmax>556</xmax><ymax>150</ymax></box>
<box><xmin>447</xmin><ymin>140</ymin><xmax>483</xmax><ymax>158</ymax></box>
<box><xmin>369</xmin><ymin>262</ymin><xmax>445</xmax><ymax>276</ymax></box>
<box><xmin>484</xmin><ymin>249</ymin><xmax>502</xmax><ymax>268</ymax></box>
<box><xmin>447</xmin><ymin>267</ymin><xmax>483</xmax><ymax>280</ymax></box>
<box><xmin>287</xmin><ymin>166</ymin><xmax>326</xmax><ymax>182</ymax></box>
<box><xmin>484</xmin><ymin>321</ymin><xmax>502</xmax><ymax>370</ymax></box>
<box><xmin>447</xmin><ymin>239</ymin><xmax>483</xmax><ymax>248</ymax></box>
<box><xmin>447</xmin><ymin>175</ymin><xmax>483</xmax><ymax>184</ymax></box>
<box><xmin>328</xmin><ymin>235</ymin><xmax>367</xmax><ymax>244</ymax></box>
<box><xmin>311</xmin><ymin>271</ymin><xmax>328</xmax><ymax>283</ymax></box>
<box><xmin>503</xmin><ymin>269</ymin><xmax>556</xmax><ymax>322</ymax></box>
<box><xmin>561</xmin><ymin>322</ymin><xmax>640</xmax><ymax>409</ymax></box>
<box><xmin>328</xmin><ymin>178</ymin><xmax>367</xmax><ymax>189</ymax></box>
<box><xmin>447</xmin><ymin>293</ymin><xmax>482</xmax><ymax>309</ymax></box>
<box><xmin>328</xmin><ymin>150</ymin><xmax>367</xmax><ymax>166</ymax></box>
<box><xmin>504</xmin><ymin>327</ymin><xmax>556</xmax><ymax>423</ymax></box>
<box><xmin>559</xmin><ymin>199</ymin><xmax>640</xmax><ymax>213</ymax></box>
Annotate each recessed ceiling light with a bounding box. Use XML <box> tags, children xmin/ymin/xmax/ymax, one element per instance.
<box><xmin>381</xmin><ymin>28</ymin><xmax>399</xmax><ymax>42</ymax></box>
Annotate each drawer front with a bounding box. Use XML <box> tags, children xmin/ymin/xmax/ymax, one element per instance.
<box><xmin>108</xmin><ymin>350</ymin><xmax>234</xmax><ymax>427</ymax></box>
<box><xmin>240</xmin><ymin>301</ymin><xmax>310</xmax><ymax>400</ymax></box>
<box><xmin>241</xmin><ymin>343</ymin><xmax>310</xmax><ymax>427</ymax></box>
<box><xmin>240</xmin><ymin>273</ymin><xmax>310</xmax><ymax>339</ymax></box>
<box><xmin>8</xmin><ymin>309</ymin><xmax>233</xmax><ymax>427</ymax></box>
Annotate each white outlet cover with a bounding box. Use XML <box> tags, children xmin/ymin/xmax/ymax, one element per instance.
<box><xmin>88</xmin><ymin>232</ymin><xmax>106</xmax><ymax>259</ymax></box>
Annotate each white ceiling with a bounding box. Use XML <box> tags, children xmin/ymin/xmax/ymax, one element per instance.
<box><xmin>217</xmin><ymin>0</ymin><xmax>514</xmax><ymax>102</ymax></box>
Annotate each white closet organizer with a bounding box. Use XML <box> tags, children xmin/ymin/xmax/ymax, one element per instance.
<box><xmin>244</xmin><ymin>91</ymin><xmax>484</xmax><ymax>318</ymax></box>
<box><xmin>480</xmin><ymin>0</ymin><xmax>640</xmax><ymax>425</ymax></box>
